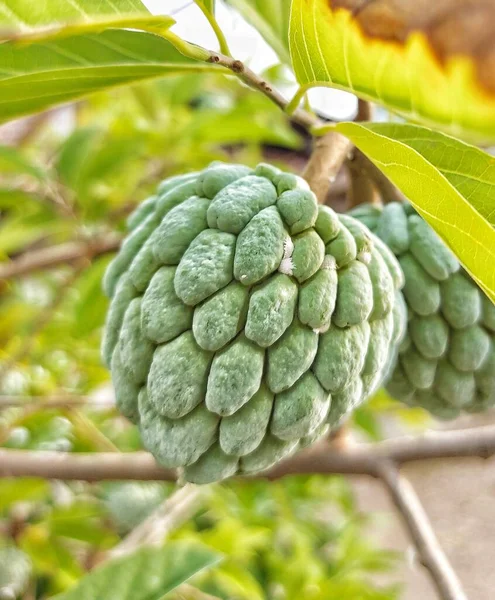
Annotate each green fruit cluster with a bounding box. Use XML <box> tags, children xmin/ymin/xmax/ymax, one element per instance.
<box><xmin>0</xmin><ymin>547</ymin><xmax>31</xmax><ymax>600</ymax></box>
<box><xmin>102</xmin><ymin>162</ymin><xmax>404</xmax><ymax>483</ymax></box>
<box><xmin>350</xmin><ymin>202</ymin><xmax>495</xmax><ymax>419</ymax></box>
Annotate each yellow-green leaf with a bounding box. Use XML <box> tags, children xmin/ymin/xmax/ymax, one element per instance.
<box><xmin>335</xmin><ymin>121</ymin><xmax>495</xmax><ymax>302</ymax></box>
<box><xmin>0</xmin><ymin>29</ymin><xmax>219</xmax><ymax>124</ymax></box>
<box><xmin>0</xmin><ymin>0</ymin><xmax>175</xmax><ymax>44</ymax></box>
<box><xmin>0</xmin><ymin>14</ymin><xmax>175</xmax><ymax>44</ymax></box>
<box><xmin>289</xmin><ymin>0</ymin><xmax>495</xmax><ymax>143</ymax></box>
<box><xmin>360</xmin><ymin>123</ymin><xmax>495</xmax><ymax>227</ymax></box>
<box><xmin>0</xmin><ymin>0</ymin><xmax>150</xmax><ymax>28</ymax></box>
<box><xmin>52</xmin><ymin>542</ymin><xmax>223</xmax><ymax>600</ymax></box>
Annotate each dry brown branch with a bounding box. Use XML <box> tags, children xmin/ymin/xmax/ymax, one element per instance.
<box><xmin>345</xmin><ymin>100</ymin><xmax>378</xmax><ymax>208</ymax></box>
<box><xmin>0</xmin><ymin>424</ymin><xmax>489</xmax><ymax>599</ymax></box>
<box><xmin>345</xmin><ymin>157</ymin><xmax>377</xmax><ymax>209</ymax></box>
<box><xmin>350</xmin><ymin>149</ymin><xmax>404</xmax><ymax>203</ymax></box>
<box><xmin>302</xmin><ymin>132</ymin><xmax>353</xmax><ymax>202</ymax></box>
<box><xmin>0</xmin><ymin>395</ymin><xmax>115</xmax><ymax>409</ymax></box>
<box><xmin>1</xmin><ymin>425</ymin><xmax>494</xmax><ymax>482</ymax></box>
<box><xmin>377</xmin><ymin>461</ymin><xmax>467</xmax><ymax>600</ymax></box>
<box><xmin>355</xmin><ymin>99</ymin><xmax>372</xmax><ymax>121</ymax></box>
<box><xmin>0</xmin><ymin>234</ymin><xmax>121</xmax><ymax>280</ymax></box>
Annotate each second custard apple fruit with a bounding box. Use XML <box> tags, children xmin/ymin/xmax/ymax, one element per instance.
<box><xmin>350</xmin><ymin>201</ymin><xmax>495</xmax><ymax>420</ymax></box>
<box><xmin>102</xmin><ymin>162</ymin><xmax>405</xmax><ymax>483</ymax></box>
<box><xmin>0</xmin><ymin>546</ymin><xmax>32</xmax><ymax>600</ymax></box>
<box><xmin>102</xmin><ymin>482</ymin><xmax>168</xmax><ymax>532</ymax></box>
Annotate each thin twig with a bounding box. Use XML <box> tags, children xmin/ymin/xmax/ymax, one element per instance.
<box><xmin>0</xmin><ymin>111</ymin><xmax>52</xmax><ymax>146</ymax></box>
<box><xmin>108</xmin><ymin>484</ymin><xmax>205</xmax><ymax>559</ymax></box>
<box><xmin>0</xmin><ymin>234</ymin><xmax>121</xmax><ymax>280</ymax></box>
<box><xmin>202</xmin><ymin>51</ymin><xmax>319</xmax><ymax>131</ymax></box>
<box><xmin>4</xmin><ymin>178</ymin><xmax>77</xmax><ymax>218</ymax></box>
<box><xmin>0</xmin><ymin>395</ymin><xmax>115</xmax><ymax>409</ymax></box>
<box><xmin>162</xmin><ymin>31</ymin><xmax>319</xmax><ymax>131</ymax></box>
<box><xmin>1</xmin><ymin>425</ymin><xmax>494</xmax><ymax>482</ymax></box>
<box><xmin>377</xmin><ymin>461</ymin><xmax>467</xmax><ymax>600</ymax></box>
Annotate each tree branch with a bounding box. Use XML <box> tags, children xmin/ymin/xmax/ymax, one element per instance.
<box><xmin>0</xmin><ymin>395</ymin><xmax>115</xmax><ymax>409</ymax></box>
<box><xmin>377</xmin><ymin>461</ymin><xmax>467</xmax><ymax>600</ymax></box>
<box><xmin>345</xmin><ymin>154</ymin><xmax>377</xmax><ymax>209</ymax></box>
<box><xmin>0</xmin><ymin>234</ymin><xmax>121</xmax><ymax>280</ymax></box>
<box><xmin>350</xmin><ymin>149</ymin><xmax>404</xmax><ymax>203</ymax></box>
<box><xmin>1</xmin><ymin>425</ymin><xmax>494</xmax><ymax>482</ymax></box>
<box><xmin>345</xmin><ymin>100</ymin><xmax>377</xmax><ymax>209</ymax></box>
<box><xmin>1</xmin><ymin>427</ymin><xmax>489</xmax><ymax>599</ymax></box>
<box><xmin>302</xmin><ymin>131</ymin><xmax>353</xmax><ymax>202</ymax></box>
<box><xmin>203</xmin><ymin>51</ymin><xmax>319</xmax><ymax>131</ymax></box>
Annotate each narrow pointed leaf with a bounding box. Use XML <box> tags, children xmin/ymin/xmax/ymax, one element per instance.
<box><xmin>52</xmin><ymin>542</ymin><xmax>222</xmax><ymax>600</ymax></box>
<box><xmin>0</xmin><ymin>0</ymin><xmax>150</xmax><ymax>28</ymax></box>
<box><xmin>290</xmin><ymin>0</ymin><xmax>495</xmax><ymax>142</ymax></box>
<box><xmin>0</xmin><ymin>0</ymin><xmax>173</xmax><ymax>44</ymax></box>
<box><xmin>0</xmin><ymin>14</ymin><xmax>175</xmax><ymax>44</ymax></box>
<box><xmin>335</xmin><ymin>121</ymin><xmax>495</xmax><ymax>302</ymax></box>
<box><xmin>0</xmin><ymin>29</ymin><xmax>220</xmax><ymax>124</ymax></box>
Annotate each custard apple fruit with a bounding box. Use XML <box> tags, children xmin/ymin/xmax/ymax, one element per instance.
<box><xmin>102</xmin><ymin>482</ymin><xmax>168</xmax><ymax>532</ymax></box>
<box><xmin>102</xmin><ymin>162</ymin><xmax>404</xmax><ymax>483</ymax></box>
<box><xmin>0</xmin><ymin>547</ymin><xmax>31</xmax><ymax>600</ymax></box>
<box><xmin>350</xmin><ymin>201</ymin><xmax>495</xmax><ymax>419</ymax></box>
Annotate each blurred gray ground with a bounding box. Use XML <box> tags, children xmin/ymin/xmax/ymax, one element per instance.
<box><xmin>353</xmin><ymin>411</ymin><xmax>495</xmax><ymax>599</ymax></box>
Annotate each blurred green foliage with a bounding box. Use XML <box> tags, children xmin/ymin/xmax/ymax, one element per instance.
<box><xmin>0</xmin><ymin>71</ymin><xmax>408</xmax><ymax>599</ymax></box>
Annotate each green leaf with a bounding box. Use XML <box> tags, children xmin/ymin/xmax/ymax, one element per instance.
<box><xmin>0</xmin><ymin>145</ymin><xmax>46</xmax><ymax>180</ymax></box>
<box><xmin>0</xmin><ymin>0</ymin><xmax>177</xmax><ymax>45</ymax></box>
<box><xmin>0</xmin><ymin>29</ymin><xmax>219</xmax><ymax>124</ymax></box>
<box><xmin>0</xmin><ymin>479</ymin><xmax>49</xmax><ymax>512</ymax></box>
<box><xmin>0</xmin><ymin>0</ymin><xmax>150</xmax><ymax>28</ymax></box>
<box><xmin>358</xmin><ymin>123</ymin><xmax>495</xmax><ymax>227</ymax></box>
<box><xmin>334</xmin><ymin>121</ymin><xmax>495</xmax><ymax>302</ymax></box>
<box><xmin>48</xmin><ymin>502</ymin><xmax>118</xmax><ymax>547</ymax></box>
<box><xmin>226</xmin><ymin>0</ymin><xmax>290</xmax><ymax>63</ymax></box>
<box><xmin>289</xmin><ymin>0</ymin><xmax>495</xmax><ymax>143</ymax></box>
<box><xmin>52</xmin><ymin>542</ymin><xmax>223</xmax><ymax>600</ymax></box>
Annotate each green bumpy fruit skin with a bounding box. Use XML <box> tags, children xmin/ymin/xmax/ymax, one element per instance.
<box><xmin>103</xmin><ymin>482</ymin><xmax>167</xmax><ymax>533</ymax></box>
<box><xmin>350</xmin><ymin>201</ymin><xmax>495</xmax><ymax>420</ymax></box>
<box><xmin>0</xmin><ymin>546</ymin><xmax>32</xmax><ymax>599</ymax></box>
<box><xmin>103</xmin><ymin>162</ymin><xmax>404</xmax><ymax>483</ymax></box>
